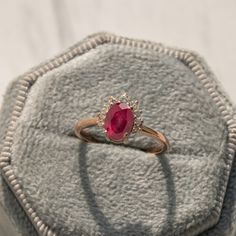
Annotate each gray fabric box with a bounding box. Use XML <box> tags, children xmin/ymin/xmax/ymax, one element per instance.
<box><xmin>0</xmin><ymin>32</ymin><xmax>236</xmax><ymax>236</ymax></box>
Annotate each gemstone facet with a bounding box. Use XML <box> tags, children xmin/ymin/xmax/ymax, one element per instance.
<box><xmin>104</xmin><ymin>102</ymin><xmax>134</xmax><ymax>142</ymax></box>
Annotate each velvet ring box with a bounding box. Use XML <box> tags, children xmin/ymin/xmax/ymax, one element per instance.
<box><xmin>0</xmin><ymin>32</ymin><xmax>236</xmax><ymax>236</ymax></box>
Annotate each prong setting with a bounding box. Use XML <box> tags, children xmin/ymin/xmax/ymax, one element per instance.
<box><xmin>123</xmin><ymin>132</ymin><xmax>129</xmax><ymax>144</ymax></box>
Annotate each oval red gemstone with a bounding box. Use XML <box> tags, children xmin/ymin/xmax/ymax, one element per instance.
<box><xmin>104</xmin><ymin>102</ymin><xmax>134</xmax><ymax>142</ymax></box>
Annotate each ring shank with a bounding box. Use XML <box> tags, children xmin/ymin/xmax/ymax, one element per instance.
<box><xmin>139</xmin><ymin>125</ymin><xmax>169</xmax><ymax>154</ymax></box>
<box><xmin>75</xmin><ymin>117</ymin><xmax>169</xmax><ymax>155</ymax></box>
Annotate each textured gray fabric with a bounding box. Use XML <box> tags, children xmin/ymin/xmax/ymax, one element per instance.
<box><xmin>0</xmin><ymin>33</ymin><xmax>235</xmax><ymax>236</ymax></box>
<box><xmin>0</xmin><ymin>80</ymin><xmax>38</xmax><ymax>236</ymax></box>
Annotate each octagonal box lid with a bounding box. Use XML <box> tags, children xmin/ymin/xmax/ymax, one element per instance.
<box><xmin>0</xmin><ymin>32</ymin><xmax>236</xmax><ymax>236</ymax></box>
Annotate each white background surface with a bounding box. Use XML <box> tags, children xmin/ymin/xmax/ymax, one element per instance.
<box><xmin>0</xmin><ymin>0</ymin><xmax>236</xmax><ymax>106</ymax></box>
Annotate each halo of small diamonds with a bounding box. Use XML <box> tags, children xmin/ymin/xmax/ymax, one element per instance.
<box><xmin>97</xmin><ymin>93</ymin><xmax>143</xmax><ymax>143</ymax></box>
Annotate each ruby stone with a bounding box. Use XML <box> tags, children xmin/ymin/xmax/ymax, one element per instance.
<box><xmin>104</xmin><ymin>102</ymin><xmax>134</xmax><ymax>142</ymax></box>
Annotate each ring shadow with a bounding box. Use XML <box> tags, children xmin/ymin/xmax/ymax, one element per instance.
<box><xmin>78</xmin><ymin>142</ymin><xmax>176</xmax><ymax>236</ymax></box>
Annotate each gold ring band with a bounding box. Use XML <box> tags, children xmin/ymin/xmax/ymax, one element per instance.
<box><xmin>74</xmin><ymin>93</ymin><xmax>169</xmax><ymax>155</ymax></box>
<box><xmin>75</xmin><ymin>116</ymin><xmax>169</xmax><ymax>154</ymax></box>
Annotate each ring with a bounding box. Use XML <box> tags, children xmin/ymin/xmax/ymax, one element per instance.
<box><xmin>75</xmin><ymin>93</ymin><xmax>169</xmax><ymax>154</ymax></box>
